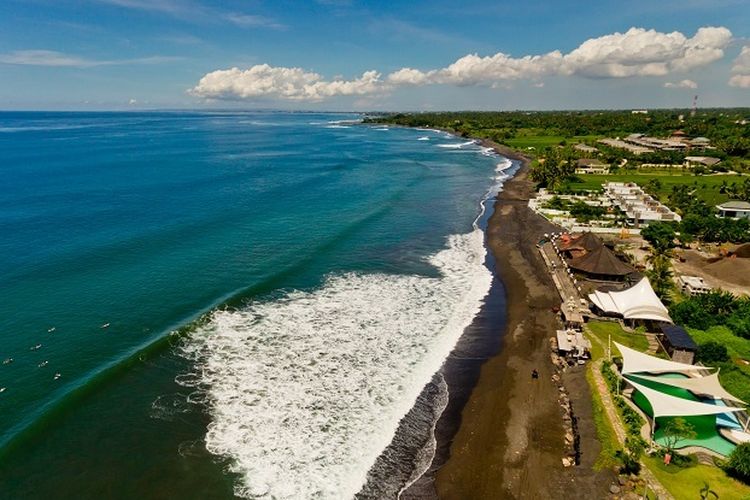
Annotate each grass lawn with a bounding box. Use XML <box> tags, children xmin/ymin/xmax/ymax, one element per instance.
<box><xmin>688</xmin><ymin>325</ymin><xmax>750</xmax><ymax>402</ymax></box>
<box><xmin>562</xmin><ymin>172</ymin><xmax>746</xmax><ymax>206</ymax></box>
<box><xmin>689</xmin><ymin>326</ymin><xmax>750</xmax><ymax>360</ymax></box>
<box><xmin>585</xmin><ymin>364</ymin><xmax>619</xmax><ymax>469</ymax></box>
<box><xmin>644</xmin><ymin>456</ymin><xmax>750</xmax><ymax>500</ymax></box>
<box><xmin>586</xmin><ymin>320</ymin><xmax>650</xmax><ymax>354</ymax></box>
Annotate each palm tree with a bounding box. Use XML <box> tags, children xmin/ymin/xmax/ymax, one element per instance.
<box><xmin>646</xmin><ymin>250</ymin><xmax>674</xmax><ymax>303</ymax></box>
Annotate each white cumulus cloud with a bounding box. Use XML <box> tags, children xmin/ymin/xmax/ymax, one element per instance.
<box><xmin>729</xmin><ymin>46</ymin><xmax>750</xmax><ymax>88</ymax></box>
<box><xmin>664</xmin><ymin>79</ymin><xmax>698</xmax><ymax>89</ymax></box>
<box><xmin>190</xmin><ymin>64</ymin><xmax>383</xmax><ymax>101</ymax></box>
<box><xmin>562</xmin><ymin>27</ymin><xmax>730</xmax><ymax>77</ymax></box>
<box><xmin>190</xmin><ymin>26</ymin><xmax>733</xmax><ymax>101</ymax></box>
<box><xmin>387</xmin><ymin>26</ymin><xmax>732</xmax><ymax>86</ymax></box>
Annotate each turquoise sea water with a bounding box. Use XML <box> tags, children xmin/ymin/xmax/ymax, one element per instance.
<box><xmin>0</xmin><ymin>112</ymin><xmax>509</xmax><ymax>498</ymax></box>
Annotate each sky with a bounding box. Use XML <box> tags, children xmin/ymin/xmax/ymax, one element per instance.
<box><xmin>0</xmin><ymin>0</ymin><xmax>749</xmax><ymax>111</ymax></box>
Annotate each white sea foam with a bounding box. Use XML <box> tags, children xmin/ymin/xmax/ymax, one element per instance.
<box><xmin>324</xmin><ymin>124</ymin><xmax>352</xmax><ymax>129</ymax></box>
<box><xmin>436</xmin><ymin>140</ymin><xmax>477</xmax><ymax>149</ymax></box>
<box><xmin>417</xmin><ymin>136</ymin><xmax>430</xmax><ymax>141</ymax></box>
<box><xmin>180</xmin><ymin>146</ymin><xmax>516</xmax><ymax>499</ymax></box>
<box><xmin>327</xmin><ymin>119</ymin><xmax>361</xmax><ymax>125</ymax></box>
<box><xmin>0</xmin><ymin>124</ymin><xmax>96</xmax><ymax>133</ymax></box>
<box><xmin>181</xmin><ymin>226</ymin><xmax>492</xmax><ymax>499</ymax></box>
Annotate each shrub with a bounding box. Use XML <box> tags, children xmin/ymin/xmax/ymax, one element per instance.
<box><xmin>697</xmin><ymin>341</ymin><xmax>730</xmax><ymax>364</ymax></box>
<box><xmin>615</xmin><ymin>436</ymin><xmax>644</xmax><ymax>475</ymax></box>
<box><xmin>726</xmin><ymin>442</ymin><xmax>750</xmax><ymax>484</ymax></box>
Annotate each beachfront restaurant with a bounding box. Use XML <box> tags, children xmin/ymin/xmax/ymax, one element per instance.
<box><xmin>567</xmin><ymin>244</ymin><xmax>636</xmax><ymax>282</ymax></box>
<box><xmin>614</xmin><ymin>343</ymin><xmax>748</xmax><ymax>458</ymax></box>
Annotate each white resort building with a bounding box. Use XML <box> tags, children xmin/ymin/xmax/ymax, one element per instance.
<box><xmin>575</xmin><ymin>159</ymin><xmax>610</xmax><ymax>175</ymax></box>
<box><xmin>677</xmin><ymin>275</ymin><xmax>712</xmax><ymax>296</ymax></box>
<box><xmin>605</xmin><ymin>182</ymin><xmax>681</xmax><ymax>226</ymax></box>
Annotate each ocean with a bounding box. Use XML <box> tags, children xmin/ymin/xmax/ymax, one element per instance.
<box><xmin>0</xmin><ymin>111</ymin><xmax>513</xmax><ymax>498</ymax></box>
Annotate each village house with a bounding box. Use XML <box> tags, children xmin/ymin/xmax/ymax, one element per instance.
<box><xmin>716</xmin><ymin>200</ymin><xmax>750</xmax><ymax>220</ymax></box>
<box><xmin>575</xmin><ymin>158</ymin><xmax>610</xmax><ymax>175</ymax></box>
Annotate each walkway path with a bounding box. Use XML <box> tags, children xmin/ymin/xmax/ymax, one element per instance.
<box><xmin>539</xmin><ymin>241</ymin><xmax>588</xmax><ymax>324</ymax></box>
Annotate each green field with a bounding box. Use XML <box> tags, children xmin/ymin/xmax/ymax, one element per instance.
<box><xmin>563</xmin><ymin>173</ymin><xmax>747</xmax><ymax>206</ymax></box>
<box><xmin>505</xmin><ymin>134</ymin><xmax>599</xmax><ymax>150</ymax></box>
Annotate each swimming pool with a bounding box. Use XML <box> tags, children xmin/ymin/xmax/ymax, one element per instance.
<box><xmin>628</xmin><ymin>373</ymin><xmax>738</xmax><ymax>457</ymax></box>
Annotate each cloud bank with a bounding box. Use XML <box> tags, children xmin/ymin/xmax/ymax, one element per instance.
<box><xmin>0</xmin><ymin>50</ymin><xmax>181</xmax><ymax>67</ymax></box>
<box><xmin>663</xmin><ymin>79</ymin><xmax>698</xmax><ymax>89</ymax></box>
<box><xmin>729</xmin><ymin>46</ymin><xmax>750</xmax><ymax>88</ymax></box>
<box><xmin>190</xmin><ymin>65</ymin><xmax>383</xmax><ymax>101</ymax></box>
<box><xmin>191</xmin><ymin>26</ymin><xmax>733</xmax><ymax>101</ymax></box>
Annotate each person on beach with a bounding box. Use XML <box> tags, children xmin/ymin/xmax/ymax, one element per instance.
<box><xmin>531</xmin><ymin>369</ymin><xmax>539</xmax><ymax>379</ymax></box>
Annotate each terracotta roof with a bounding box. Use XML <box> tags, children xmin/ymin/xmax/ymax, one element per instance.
<box><xmin>559</xmin><ymin>232</ymin><xmax>603</xmax><ymax>253</ymax></box>
<box><xmin>568</xmin><ymin>244</ymin><xmax>635</xmax><ymax>276</ymax></box>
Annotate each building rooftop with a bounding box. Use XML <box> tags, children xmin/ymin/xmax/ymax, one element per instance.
<box><xmin>576</xmin><ymin>158</ymin><xmax>608</xmax><ymax>167</ymax></box>
<box><xmin>685</xmin><ymin>156</ymin><xmax>721</xmax><ymax>166</ymax></box>
<box><xmin>660</xmin><ymin>324</ymin><xmax>698</xmax><ymax>351</ymax></box>
<box><xmin>568</xmin><ymin>244</ymin><xmax>635</xmax><ymax>277</ymax></box>
<box><xmin>717</xmin><ymin>200</ymin><xmax>750</xmax><ymax>210</ymax></box>
<box><xmin>574</xmin><ymin>143</ymin><xmax>599</xmax><ymax>153</ymax></box>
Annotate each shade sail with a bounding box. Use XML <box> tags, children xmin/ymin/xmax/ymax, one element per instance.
<box><xmin>627</xmin><ymin>378</ymin><xmax>745</xmax><ymax>419</ymax></box>
<box><xmin>615</xmin><ymin>342</ymin><xmax>709</xmax><ymax>375</ymax></box>
<box><xmin>629</xmin><ymin>372</ymin><xmax>746</xmax><ymax>406</ymax></box>
<box><xmin>589</xmin><ymin>278</ymin><xmax>672</xmax><ymax>323</ymax></box>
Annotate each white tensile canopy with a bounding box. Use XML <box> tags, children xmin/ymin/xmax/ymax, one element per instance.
<box><xmin>614</xmin><ymin>342</ymin><xmax>709</xmax><ymax>375</ymax></box>
<box><xmin>631</xmin><ymin>372</ymin><xmax>746</xmax><ymax>406</ymax></box>
<box><xmin>627</xmin><ymin>378</ymin><xmax>745</xmax><ymax>419</ymax></box>
<box><xmin>589</xmin><ymin>278</ymin><xmax>672</xmax><ymax>323</ymax></box>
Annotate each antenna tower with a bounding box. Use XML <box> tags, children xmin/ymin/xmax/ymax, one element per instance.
<box><xmin>691</xmin><ymin>94</ymin><xmax>698</xmax><ymax>117</ymax></box>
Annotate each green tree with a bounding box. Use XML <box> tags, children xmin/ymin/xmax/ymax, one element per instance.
<box><xmin>644</xmin><ymin>178</ymin><xmax>663</xmax><ymax>195</ymax></box>
<box><xmin>661</xmin><ymin>417</ymin><xmax>697</xmax><ymax>453</ymax></box>
<box><xmin>641</xmin><ymin>222</ymin><xmax>676</xmax><ymax>254</ymax></box>
<box><xmin>646</xmin><ymin>251</ymin><xmax>674</xmax><ymax>303</ymax></box>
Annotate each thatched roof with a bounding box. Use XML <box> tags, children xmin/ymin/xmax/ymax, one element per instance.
<box><xmin>568</xmin><ymin>244</ymin><xmax>635</xmax><ymax>277</ymax></box>
<box><xmin>558</xmin><ymin>232</ymin><xmax>603</xmax><ymax>253</ymax></box>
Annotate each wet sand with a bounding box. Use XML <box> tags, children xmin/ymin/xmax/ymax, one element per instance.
<box><xmin>432</xmin><ymin>144</ymin><xmax>613</xmax><ymax>499</ymax></box>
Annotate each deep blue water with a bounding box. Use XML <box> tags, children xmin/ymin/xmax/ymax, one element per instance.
<box><xmin>0</xmin><ymin>111</ymin><xmax>507</xmax><ymax>498</ymax></box>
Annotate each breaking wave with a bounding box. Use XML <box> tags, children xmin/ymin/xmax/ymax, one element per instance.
<box><xmin>180</xmin><ymin>225</ymin><xmax>492</xmax><ymax>498</ymax></box>
<box><xmin>436</xmin><ymin>140</ymin><xmax>477</xmax><ymax>149</ymax></box>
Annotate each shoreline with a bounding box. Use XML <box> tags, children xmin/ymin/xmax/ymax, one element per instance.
<box><xmin>394</xmin><ymin>134</ymin><xmax>613</xmax><ymax>498</ymax></box>
<box><xmin>434</xmin><ymin>140</ymin><xmax>613</xmax><ymax>498</ymax></box>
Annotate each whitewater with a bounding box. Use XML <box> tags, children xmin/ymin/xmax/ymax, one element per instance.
<box><xmin>0</xmin><ymin>112</ymin><xmax>512</xmax><ymax>498</ymax></box>
<box><xmin>182</xmin><ymin>153</ymin><xmax>514</xmax><ymax>498</ymax></box>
